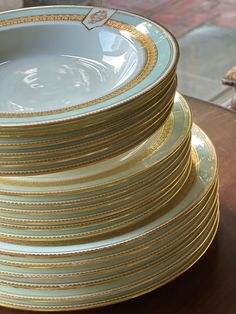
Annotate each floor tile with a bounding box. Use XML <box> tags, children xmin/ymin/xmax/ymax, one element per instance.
<box><xmin>177</xmin><ymin>24</ymin><xmax>236</xmax><ymax>103</ymax></box>
<box><xmin>212</xmin><ymin>11</ymin><xmax>236</xmax><ymax>29</ymax></box>
<box><xmin>177</xmin><ymin>71</ymin><xmax>229</xmax><ymax>101</ymax></box>
<box><xmin>178</xmin><ymin>24</ymin><xmax>236</xmax><ymax>80</ymax></box>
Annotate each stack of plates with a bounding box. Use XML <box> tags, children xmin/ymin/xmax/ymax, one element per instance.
<box><xmin>0</xmin><ymin>5</ymin><xmax>219</xmax><ymax>312</ymax></box>
<box><xmin>0</xmin><ymin>121</ymin><xmax>219</xmax><ymax>311</ymax></box>
<box><xmin>0</xmin><ymin>5</ymin><xmax>178</xmax><ymax>175</ymax></box>
<box><xmin>0</xmin><ymin>94</ymin><xmax>191</xmax><ymax>245</ymax></box>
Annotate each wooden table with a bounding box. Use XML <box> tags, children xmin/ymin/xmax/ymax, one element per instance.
<box><xmin>1</xmin><ymin>97</ymin><xmax>236</xmax><ymax>314</ymax></box>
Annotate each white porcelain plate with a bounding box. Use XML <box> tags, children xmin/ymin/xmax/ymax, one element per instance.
<box><xmin>0</xmin><ymin>6</ymin><xmax>178</xmax><ymax>126</ymax></box>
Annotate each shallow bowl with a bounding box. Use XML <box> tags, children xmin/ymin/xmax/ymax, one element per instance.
<box><xmin>0</xmin><ymin>5</ymin><xmax>179</xmax><ymax>127</ymax></box>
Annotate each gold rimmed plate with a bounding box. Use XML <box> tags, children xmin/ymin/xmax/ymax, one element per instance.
<box><xmin>0</xmin><ymin>122</ymin><xmax>218</xmax><ymax>258</ymax></box>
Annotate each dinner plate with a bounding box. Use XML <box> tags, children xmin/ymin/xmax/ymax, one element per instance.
<box><xmin>0</xmin><ymin>205</ymin><xmax>219</xmax><ymax>310</ymax></box>
<box><xmin>0</xmin><ymin>181</ymin><xmax>219</xmax><ymax>312</ymax></box>
<box><xmin>0</xmin><ymin>179</ymin><xmax>219</xmax><ymax>273</ymax></box>
<box><xmin>0</xmin><ymin>184</ymin><xmax>219</xmax><ymax>278</ymax></box>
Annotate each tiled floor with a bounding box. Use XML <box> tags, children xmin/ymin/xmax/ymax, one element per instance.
<box><xmin>177</xmin><ymin>24</ymin><xmax>236</xmax><ymax>105</ymax></box>
<box><xmin>1</xmin><ymin>0</ymin><xmax>236</xmax><ymax>108</ymax></box>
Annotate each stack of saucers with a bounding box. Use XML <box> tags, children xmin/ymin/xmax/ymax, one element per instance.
<box><xmin>0</xmin><ymin>5</ymin><xmax>178</xmax><ymax>175</ymax></box>
<box><xmin>0</xmin><ymin>6</ymin><xmax>219</xmax><ymax>312</ymax></box>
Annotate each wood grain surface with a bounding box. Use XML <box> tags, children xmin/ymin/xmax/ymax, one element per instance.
<box><xmin>1</xmin><ymin>97</ymin><xmax>236</xmax><ymax>314</ymax></box>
